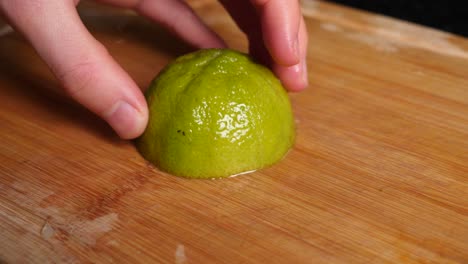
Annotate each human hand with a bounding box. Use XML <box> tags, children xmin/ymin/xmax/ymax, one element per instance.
<box><xmin>221</xmin><ymin>0</ymin><xmax>309</xmax><ymax>92</ymax></box>
<box><xmin>0</xmin><ymin>0</ymin><xmax>307</xmax><ymax>140</ymax></box>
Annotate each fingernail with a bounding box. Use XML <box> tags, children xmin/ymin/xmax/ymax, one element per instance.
<box><xmin>106</xmin><ymin>101</ymin><xmax>146</xmax><ymax>139</ymax></box>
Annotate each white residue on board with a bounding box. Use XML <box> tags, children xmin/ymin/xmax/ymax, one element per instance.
<box><xmin>41</xmin><ymin>220</ymin><xmax>55</xmax><ymax>240</ymax></box>
<box><xmin>346</xmin><ymin>32</ymin><xmax>399</xmax><ymax>53</ymax></box>
<box><xmin>320</xmin><ymin>22</ymin><xmax>343</xmax><ymax>32</ymax></box>
<box><xmin>175</xmin><ymin>244</ymin><xmax>187</xmax><ymax>264</ymax></box>
<box><xmin>69</xmin><ymin>213</ymin><xmax>119</xmax><ymax>246</ymax></box>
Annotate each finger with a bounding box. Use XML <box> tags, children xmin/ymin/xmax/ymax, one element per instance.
<box><xmin>273</xmin><ymin>16</ymin><xmax>309</xmax><ymax>92</ymax></box>
<box><xmin>97</xmin><ymin>0</ymin><xmax>226</xmax><ymax>49</ymax></box>
<box><xmin>218</xmin><ymin>1</ymin><xmax>271</xmax><ymax>62</ymax></box>
<box><xmin>220</xmin><ymin>0</ymin><xmax>308</xmax><ymax>91</ymax></box>
<box><xmin>1</xmin><ymin>0</ymin><xmax>148</xmax><ymax>139</ymax></box>
<box><xmin>250</xmin><ymin>0</ymin><xmax>301</xmax><ymax>66</ymax></box>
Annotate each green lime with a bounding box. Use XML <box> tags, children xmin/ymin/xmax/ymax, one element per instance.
<box><xmin>137</xmin><ymin>49</ymin><xmax>295</xmax><ymax>179</ymax></box>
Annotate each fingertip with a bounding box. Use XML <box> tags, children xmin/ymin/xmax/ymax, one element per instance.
<box><xmin>105</xmin><ymin>100</ymin><xmax>149</xmax><ymax>139</ymax></box>
<box><xmin>281</xmin><ymin>15</ymin><xmax>309</xmax><ymax>92</ymax></box>
<box><xmin>274</xmin><ymin>59</ymin><xmax>309</xmax><ymax>92</ymax></box>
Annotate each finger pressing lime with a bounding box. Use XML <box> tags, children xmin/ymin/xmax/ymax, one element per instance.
<box><xmin>137</xmin><ymin>49</ymin><xmax>295</xmax><ymax>179</ymax></box>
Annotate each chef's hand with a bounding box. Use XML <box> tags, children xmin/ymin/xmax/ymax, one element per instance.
<box><xmin>0</xmin><ymin>0</ymin><xmax>308</xmax><ymax>139</ymax></box>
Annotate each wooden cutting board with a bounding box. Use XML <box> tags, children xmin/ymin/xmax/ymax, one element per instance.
<box><xmin>1</xmin><ymin>0</ymin><xmax>467</xmax><ymax>263</ymax></box>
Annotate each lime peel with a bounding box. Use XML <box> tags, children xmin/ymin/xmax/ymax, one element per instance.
<box><xmin>137</xmin><ymin>49</ymin><xmax>295</xmax><ymax>179</ymax></box>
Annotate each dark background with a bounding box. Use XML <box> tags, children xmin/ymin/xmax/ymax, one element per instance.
<box><xmin>326</xmin><ymin>0</ymin><xmax>468</xmax><ymax>37</ymax></box>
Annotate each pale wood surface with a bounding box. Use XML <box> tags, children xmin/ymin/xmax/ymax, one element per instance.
<box><xmin>1</xmin><ymin>0</ymin><xmax>467</xmax><ymax>263</ymax></box>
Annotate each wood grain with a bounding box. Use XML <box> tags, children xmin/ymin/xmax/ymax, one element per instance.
<box><xmin>1</xmin><ymin>0</ymin><xmax>467</xmax><ymax>263</ymax></box>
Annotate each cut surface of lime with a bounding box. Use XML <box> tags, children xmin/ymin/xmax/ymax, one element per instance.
<box><xmin>137</xmin><ymin>49</ymin><xmax>295</xmax><ymax>179</ymax></box>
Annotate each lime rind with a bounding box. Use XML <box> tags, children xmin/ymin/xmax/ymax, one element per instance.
<box><xmin>137</xmin><ymin>49</ymin><xmax>295</xmax><ymax>179</ymax></box>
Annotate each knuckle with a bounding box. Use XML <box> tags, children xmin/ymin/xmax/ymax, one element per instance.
<box><xmin>56</xmin><ymin>60</ymin><xmax>99</xmax><ymax>97</ymax></box>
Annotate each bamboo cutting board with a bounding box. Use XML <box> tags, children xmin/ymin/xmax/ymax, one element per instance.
<box><xmin>1</xmin><ymin>0</ymin><xmax>467</xmax><ymax>263</ymax></box>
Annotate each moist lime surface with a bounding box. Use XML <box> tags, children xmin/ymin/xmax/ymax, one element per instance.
<box><xmin>137</xmin><ymin>49</ymin><xmax>295</xmax><ymax>179</ymax></box>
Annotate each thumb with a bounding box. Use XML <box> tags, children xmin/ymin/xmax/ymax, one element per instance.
<box><xmin>1</xmin><ymin>0</ymin><xmax>148</xmax><ymax>139</ymax></box>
